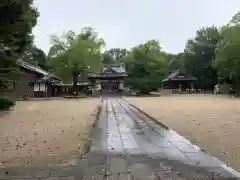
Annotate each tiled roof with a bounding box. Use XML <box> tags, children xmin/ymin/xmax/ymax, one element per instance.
<box><xmin>88</xmin><ymin>63</ymin><xmax>127</xmax><ymax>78</ymax></box>
<box><xmin>162</xmin><ymin>70</ymin><xmax>197</xmax><ymax>82</ymax></box>
<box><xmin>17</xmin><ymin>60</ymin><xmax>62</xmax><ymax>84</ymax></box>
<box><xmin>17</xmin><ymin>60</ymin><xmax>48</xmax><ymax>76</ymax></box>
<box><xmin>103</xmin><ymin>63</ymin><xmax>126</xmax><ymax>73</ymax></box>
<box><xmin>60</xmin><ymin>82</ymin><xmax>90</xmax><ymax>86</ymax></box>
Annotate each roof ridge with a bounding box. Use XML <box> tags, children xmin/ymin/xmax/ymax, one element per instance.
<box><xmin>17</xmin><ymin>60</ymin><xmax>48</xmax><ymax>75</ymax></box>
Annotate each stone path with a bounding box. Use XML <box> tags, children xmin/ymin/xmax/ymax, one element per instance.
<box><xmin>1</xmin><ymin>97</ymin><xmax>240</xmax><ymax>179</ymax></box>
<box><xmin>90</xmin><ymin>98</ymin><xmax>240</xmax><ymax>179</ymax></box>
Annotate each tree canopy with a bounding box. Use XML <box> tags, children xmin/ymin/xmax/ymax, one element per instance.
<box><xmin>22</xmin><ymin>45</ymin><xmax>49</xmax><ymax>70</ymax></box>
<box><xmin>0</xmin><ymin>0</ymin><xmax>38</xmax><ymax>55</ymax></box>
<box><xmin>182</xmin><ymin>26</ymin><xmax>221</xmax><ymax>89</ymax></box>
<box><xmin>47</xmin><ymin>27</ymin><xmax>105</xmax><ymax>87</ymax></box>
<box><xmin>0</xmin><ymin>0</ymin><xmax>38</xmax><ymax>109</ymax></box>
<box><xmin>102</xmin><ymin>48</ymin><xmax>127</xmax><ymax>64</ymax></box>
<box><xmin>3</xmin><ymin>3</ymin><xmax>240</xmax><ymax>101</ymax></box>
<box><xmin>213</xmin><ymin>24</ymin><xmax>240</xmax><ymax>92</ymax></box>
<box><xmin>44</xmin><ymin>10</ymin><xmax>240</xmax><ymax>95</ymax></box>
<box><xmin>123</xmin><ymin>40</ymin><xmax>169</xmax><ymax>93</ymax></box>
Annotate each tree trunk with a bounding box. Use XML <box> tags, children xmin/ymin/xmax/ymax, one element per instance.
<box><xmin>72</xmin><ymin>72</ymin><xmax>78</xmax><ymax>95</ymax></box>
<box><xmin>235</xmin><ymin>84</ymin><xmax>240</xmax><ymax>97</ymax></box>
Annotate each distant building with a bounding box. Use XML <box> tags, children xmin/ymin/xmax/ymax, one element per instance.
<box><xmin>162</xmin><ymin>70</ymin><xmax>197</xmax><ymax>91</ymax></box>
<box><xmin>1</xmin><ymin>60</ymin><xmax>61</xmax><ymax>99</ymax></box>
<box><xmin>88</xmin><ymin>63</ymin><xmax>128</xmax><ymax>94</ymax></box>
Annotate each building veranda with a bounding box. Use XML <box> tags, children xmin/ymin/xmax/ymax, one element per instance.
<box><xmin>88</xmin><ymin>63</ymin><xmax>128</xmax><ymax>95</ymax></box>
<box><xmin>162</xmin><ymin>70</ymin><xmax>197</xmax><ymax>93</ymax></box>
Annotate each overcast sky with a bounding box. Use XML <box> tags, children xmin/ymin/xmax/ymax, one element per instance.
<box><xmin>33</xmin><ymin>0</ymin><xmax>239</xmax><ymax>54</ymax></box>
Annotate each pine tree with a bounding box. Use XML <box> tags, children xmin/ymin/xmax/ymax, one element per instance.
<box><xmin>0</xmin><ymin>0</ymin><xmax>38</xmax><ymax>109</ymax></box>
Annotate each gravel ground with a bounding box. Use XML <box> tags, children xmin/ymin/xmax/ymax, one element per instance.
<box><xmin>0</xmin><ymin>98</ymin><xmax>100</xmax><ymax>167</ymax></box>
<box><xmin>125</xmin><ymin>95</ymin><xmax>240</xmax><ymax>172</ymax></box>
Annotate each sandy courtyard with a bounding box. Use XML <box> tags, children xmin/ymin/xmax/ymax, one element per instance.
<box><xmin>0</xmin><ymin>98</ymin><xmax>100</xmax><ymax>167</ymax></box>
<box><xmin>125</xmin><ymin>95</ymin><xmax>240</xmax><ymax>172</ymax></box>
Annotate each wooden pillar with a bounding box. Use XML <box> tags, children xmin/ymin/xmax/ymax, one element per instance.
<box><xmin>44</xmin><ymin>83</ymin><xmax>47</xmax><ymax>98</ymax></box>
<box><xmin>191</xmin><ymin>83</ymin><xmax>194</xmax><ymax>89</ymax></box>
<box><xmin>160</xmin><ymin>83</ymin><xmax>163</xmax><ymax>92</ymax></box>
<box><xmin>119</xmin><ymin>80</ymin><xmax>124</xmax><ymax>90</ymax></box>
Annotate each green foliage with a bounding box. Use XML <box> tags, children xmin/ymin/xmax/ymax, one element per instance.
<box><xmin>47</xmin><ymin>27</ymin><xmax>105</xmax><ymax>86</ymax></box>
<box><xmin>102</xmin><ymin>52</ymin><xmax>114</xmax><ymax>64</ymax></box>
<box><xmin>213</xmin><ymin>25</ymin><xmax>240</xmax><ymax>91</ymax></box>
<box><xmin>167</xmin><ymin>53</ymin><xmax>185</xmax><ymax>72</ymax></box>
<box><xmin>123</xmin><ymin>40</ymin><xmax>168</xmax><ymax>94</ymax></box>
<box><xmin>182</xmin><ymin>26</ymin><xmax>221</xmax><ymax>89</ymax></box>
<box><xmin>0</xmin><ymin>97</ymin><xmax>15</xmax><ymax>110</ymax></box>
<box><xmin>228</xmin><ymin>11</ymin><xmax>240</xmax><ymax>26</ymax></box>
<box><xmin>22</xmin><ymin>45</ymin><xmax>49</xmax><ymax>70</ymax></box>
<box><xmin>0</xmin><ymin>0</ymin><xmax>38</xmax><ymax>55</ymax></box>
<box><xmin>165</xmin><ymin>13</ymin><xmax>240</xmax><ymax>93</ymax></box>
<box><xmin>102</xmin><ymin>48</ymin><xmax>127</xmax><ymax>64</ymax></box>
<box><xmin>0</xmin><ymin>0</ymin><xmax>38</xmax><ymax>108</ymax></box>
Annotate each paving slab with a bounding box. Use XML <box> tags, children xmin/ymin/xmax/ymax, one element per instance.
<box><xmin>90</xmin><ymin>97</ymin><xmax>240</xmax><ymax>179</ymax></box>
<box><xmin>1</xmin><ymin>97</ymin><xmax>240</xmax><ymax>179</ymax></box>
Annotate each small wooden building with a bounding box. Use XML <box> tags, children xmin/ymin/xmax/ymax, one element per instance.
<box><xmin>33</xmin><ymin>74</ymin><xmax>61</xmax><ymax>98</ymax></box>
<box><xmin>1</xmin><ymin>60</ymin><xmax>61</xmax><ymax>99</ymax></box>
<box><xmin>88</xmin><ymin>63</ymin><xmax>128</xmax><ymax>94</ymax></box>
<box><xmin>59</xmin><ymin>82</ymin><xmax>91</xmax><ymax>95</ymax></box>
<box><xmin>162</xmin><ymin>70</ymin><xmax>197</xmax><ymax>91</ymax></box>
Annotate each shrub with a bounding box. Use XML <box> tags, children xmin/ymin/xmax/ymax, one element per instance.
<box><xmin>0</xmin><ymin>97</ymin><xmax>15</xmax><ymax>110</ymax></box>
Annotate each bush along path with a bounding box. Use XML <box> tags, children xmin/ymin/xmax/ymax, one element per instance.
<box><xmin>1</xmin><ymin>98</ymin><xmax>240</xmax><ymax>179</ymax></box>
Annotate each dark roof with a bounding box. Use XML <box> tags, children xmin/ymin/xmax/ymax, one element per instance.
<box><xmin>17</xmin><ymin>60</ymin><xmax>61</xmax><ymax>84</ymax></box>
<box><xmin>17</xmin><ymin>60</ymin><xmax>49</xmax><ymax>75</ymax></box>
<box><xmin>88</xmin><ymin>73</ymin><xmax>127</xmax><ymax>78</ymax></box>
<box><xmin>162</xmin><ymin>70</ymin><xmax>197</xmax><ymax>82</ymax></box>
<box><xmin>60</xmin><ymin>82</ymin><xmax>90</xmax><ymax>86</ymax></box>
<box><xmin>102</xmin><ymin>63</ymin><xmax>126</xmax><ymax>73</ymax></box>
<box><xmin>102</xmin><ymin>66</ymin><xmax>118</xmax><ymax>74</ymax></box>
<box><xmin>88</xmin><ymin>63</ymin><xmax>127</xmax><ymax>78</ymax></box>
<box><xmin>35</xmin><ymin>75</ymin><xmax>62</xmax><ymax>85</ymax></box>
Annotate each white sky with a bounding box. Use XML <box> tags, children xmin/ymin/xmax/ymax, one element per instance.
<box><xmin>33</xmin><ymin>0</ymin><xmax>240</xmax><ymax>54</ymax></box>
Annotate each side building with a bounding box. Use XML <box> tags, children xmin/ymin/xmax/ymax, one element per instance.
<box><xmin>162</xmin><ymin>69</ymin><xmax>197</xmax><ymax>92</ymax></box>
<box><xmin>0</xmin><ymin>60</ymin><xmax>61</xmax><ymax>99</ymax></box>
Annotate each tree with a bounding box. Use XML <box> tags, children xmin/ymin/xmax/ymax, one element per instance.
<box><xmin>0</xmin><ymin>0</ymin><xmax>38</xmax><ymax>109</ymax></box>
<box><xmin>0</xmin><ymin>1</ymin><xmax>38</xmax><ymax>54</ymax></box>
<box><xmin>108</xmin><ymin>48</ymin><xmax>127</xmax><ymax>62</ymax></box>
<box><xmin>47</xmin><ymin>27</ymin><xmax>105</xmax><ymax>90</ymax></box>
<box><xmin>102</xmin><ymin>48</ymin><xmax>127</xmax><ymax>64</ymax></box>
<box><xmin>213</xmin><ymin>25</ymin><xmax>240</xmax><ymax>94</ymax></box>
<box><xmin>123</xmin><ymin>40</ymin><xmax>168</xmax><ymax>94</ymax></box>
<box><xmin>228</xmin><ymin>11</ymin><xmax>240</xmax><ymax>26</ymax></box>
<box><xmin>102</xmin><ymin>51</ymin><xmax>115</xmax><ymax>64</ymax></box>
<box><xmin>22</xmin><ymin>45</ymin><xmax>49</xmax><ymax>70</ymax></box>
<box><xmin>183</xmin><ymin>26</ymin><xmax>221</xmax><ymax>89</ymax></box>
<box><xmin>167</xmin><ymin>53</ymin><xmax>185</xmax><ymax>72</ymax></box>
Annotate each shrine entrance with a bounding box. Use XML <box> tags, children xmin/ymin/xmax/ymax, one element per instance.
<box><xmin>101</xmin><ymin>79</ymin><xmax>120</xmax><ymax>93</ymax></box>
<box><xmin>88</xmin><ymin>63</ymin><xmax>128</xmax><ymax>95</ymax></box>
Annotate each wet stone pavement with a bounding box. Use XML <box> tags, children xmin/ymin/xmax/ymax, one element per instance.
<box><xmin>1</xmin><ymin>98</ymin><xmax>240</xmax><ymax>179</ymax></box>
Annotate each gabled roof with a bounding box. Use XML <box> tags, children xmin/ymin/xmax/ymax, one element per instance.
<box><xmin>17</xmin><ymin>60</ymin><xmax>61</xmax><ymax>84</ymax></box>
<box><xmin>102</xmin><ymin>63</ymin><xmax>126</xmax><ymax>74</ymax></box>
<box><xmin>35</xmin><ymin>74</ymin><xmax>62</xmax><ymax>84</ymax></box>
<box><xmin>17</xmin><ymin>60</ymin><xmax>48</xmax><ymax>76</ymax></box>
<box><xmin>60</xmin><ymin>82</ymin><xmax>90</xmax><ymax>86</ymax></box>
<box><xmin>103</xmin><ymin>66</ymin><xmax>118</xmax><ymax>73</ymax></box>
<box><xmin>88</xmin><ymin>73</ymin><xmax>127</xmax><ymax>78</ymax></box>
<box><xmin>162</xmin><ymin>70</ymin><xmax>197</xmax><ymax>82</ymax></box>
<box><xmin>88</xmin><ymin>63</ymin><xmax>127</xmax><ymax>78</ymax></box>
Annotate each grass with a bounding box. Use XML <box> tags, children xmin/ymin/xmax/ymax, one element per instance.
<box><xmin>125</xmin><ymin>94</ymin><xmax>240</xmax><ymax>172</ymax></box>
<box><xmin>0</xmin><ymin>98</ymin><xmax>100</xmax><ymax>167</ymax></box>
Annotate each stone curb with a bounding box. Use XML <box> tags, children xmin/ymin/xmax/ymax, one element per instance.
<box><xmin>121</xmin><ymin>97</ymin><xmax>240</xmax><ymax>179</ymax></box>
<box><xmin>84</xmin><ymin>99</ymin><xmax>103</xmax><ymax>157</ymax></box>
<box><xmin>121</xmin><ymin>97</ymin><xmax>169</xmax><ymax>130</ymax></box>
